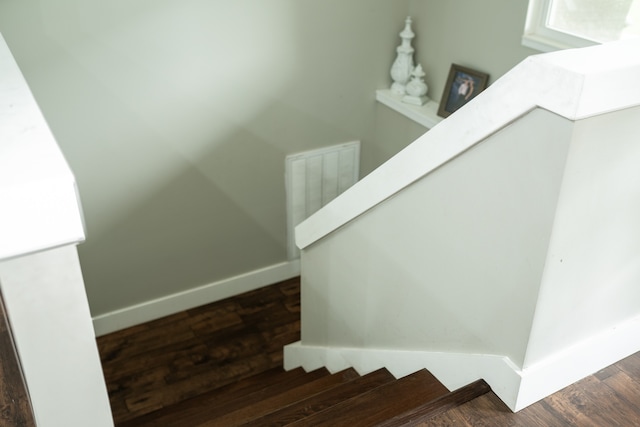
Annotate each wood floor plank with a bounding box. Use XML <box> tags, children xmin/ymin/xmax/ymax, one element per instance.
<box><xmin>0</xmin><ymin>293</ymin><xmax>35</xmax><ymax>427</ymax></box>
<box><xmin>285</xmin><ymin>369</ymin><xmax>449</xmax><ymax>427</ymax></box>
<box><xmin>601</xmin><ymin>370</ymin><xmax>640</xmax><ymax>421</ymax></box>
<box><xmin>516</xmin><ymin>401</ymin><xmax>572</xmax><ymax>427</ymax></box>
<box><xmin>604</xmin><ymin>368</ymin><xmax>640</xmax><ymax>401</ymax></box>
<box><xmin>617</xmin><ymin>351</ymin><xmax>640</xmax><ymax>378</ymax></box>
<box><xmin>121</xmin><ymin>366</ymin><xmax>173</xmax><ymax>412</ymax></box>
<box><xmin>97</xmin><ymin>311</ymin><xmax>190</xmax><ymax>353</ymax></box>
<box><xmin>241</xmin><ymin>368</ymin><xmax>396</xmax><ymax>427</ymax></box>
<box><xmin>99</xmin><ymin>279</ymin><xmax>301</xmax><ymax>424</ymax></box>
<box><xmin>98</xmin><ymin>312</ymin><xmax>195</xmax><ymax>366</ymax></box>
<box><xmin>199</xmin><ymin>368</ymin><xmax>363</xmax><ymax>427</ymax></box>
<box><xmin>379</xmin><ymin>379</ymin><xmax>490</xmax><ymax>427</ymax></box>
<box><xmin>123</xmin><ymin>352</ymin><xmax>274</xmax><ymax>418</ymax></box>
<box><xmin>593</xmin><ymin>363</ymin><xmax>620</xmax><ymax>381</ymax></box>
<box><xmin>439</xmin><ymin>391</ymin><xmax>518</xmax><ymax>427</ymax></box>
<box><xmin>542</xmin><ymin>377</ymin><xmax>610</xmax><ymax>427</ymax></box>
<box><xmin>101</xmin><ymin>337</ymin><xmax>207</xmax><ymax>381</ymax></box>
<box><xmin>420</xmin><ymin>409</ymin><xmax>471</xmax><ymax>427</ymax></box>
<box><xmin>163</xmin><ymin>331</ymin><xmax>266</xmax><ymax>383</ymax></box>
<box><xmin>429</xmin><ymin>391</ymin><xmax>557</xmax><ymax>427</ymax></box>
<box><xmin>428</xmin><ymin>365</ymin><xmax>640</xmax><ymax>427</ymax></box>
<box><xmin>103</xmin><ymin>323</ymin><xmax>261</xmax><ymax>394</ymax></box>
<box><xmin>115</xmin><ymin>353</ymin><xmax>272</xmax><ymax>422</ymax></box>
<box><xmin>118</xmin><ymin>367</ymin><xmax>331</xmax><ymax>427</ymax></box>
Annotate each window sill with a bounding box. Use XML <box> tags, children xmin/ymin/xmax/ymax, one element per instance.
<box><xmin>522</xmin><ymin>32</ymin><xmax>596</xmax><ymax>53</ymax></box>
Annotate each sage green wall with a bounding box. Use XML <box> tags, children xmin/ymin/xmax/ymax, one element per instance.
<box><xmin>370</xmin><ymin>0</ymin><xmax>540</xmax><ymax>176</ymax></box>
<box><xmin>0</xmin><ymin>0</ymin><xmax>409</xmax><ymax>316</ymax></box>
<box><xmin>0</xmin><ymin>0</ymin><xmax>540</xmax><ymax>318</ymax></box>
<box><xmin>407</xmin><ymin>0</ymin><xmax>539</xmax><ymax>106</ymax></box>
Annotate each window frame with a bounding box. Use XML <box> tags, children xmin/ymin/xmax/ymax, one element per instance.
<box><xmin>523</xmin><ymin>0</ymin><xmax>599</xmax><ymax>52</ymax></box>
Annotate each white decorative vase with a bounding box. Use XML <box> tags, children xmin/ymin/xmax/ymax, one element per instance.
<box><xmin>403</xmin><ymin>64</ymin><xmax>429</xmax><ymax>106</ymax></box>
<box><xmin>390</xmin><ymin>17</ymin><xmax>415</xmax><ymax>95</ymax></box>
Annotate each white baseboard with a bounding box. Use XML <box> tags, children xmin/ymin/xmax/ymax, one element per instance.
<box><xmin>515</xmin><ymin>313</ymin><xmax>640</xmax><ymax>411</ymax></box>
<box><xmin>284</xmin><ymin>314</ymin><xmax>640</xmax><ymax>412</ymax></box>
<box><xmin>284</xmin><ymin>342</ymin><xmax>522</xmax><ymax>410</ymax></box>
<box><xmin>92</xmin><ymin>260</ymin><xmax>300</xmax><ymax>337</ymax></box>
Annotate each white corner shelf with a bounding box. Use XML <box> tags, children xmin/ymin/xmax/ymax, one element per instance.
<box><xmin>375</xmin><ymin>89</ymin><xmax>443</xmax><ymax>129</ymax></box>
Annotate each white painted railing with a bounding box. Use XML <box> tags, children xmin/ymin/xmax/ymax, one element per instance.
<box><xmin>0</xmin><ymin>33</ymin><xmax>113</xmax><ymax>426</ymax></box>
<box><xmin>286</xmin><ymin>39</ymin><xmax>640</xmax><ymax>412</ymax></box>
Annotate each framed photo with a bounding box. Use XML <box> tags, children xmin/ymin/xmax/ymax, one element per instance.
<box><xmin>437</xmin><ymin>64</ymin><xmax>489</xmax><ymax>118</ymax></box>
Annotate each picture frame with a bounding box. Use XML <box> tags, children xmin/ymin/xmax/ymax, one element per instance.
<box><xmin>437</xmin><ymin>64</ymin><xmax>489</xmax><ymax>118</ymax></box>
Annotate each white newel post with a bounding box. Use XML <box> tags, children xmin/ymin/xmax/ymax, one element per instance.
<box><xmin>0</xmin><ymin>32</ymin><xmax>113</xmax><ymax>426</ymax></box>
<box><xmin>0</xmin><ymin>247</ymin><xmax>114</xmax><ymax>426</ymax></box>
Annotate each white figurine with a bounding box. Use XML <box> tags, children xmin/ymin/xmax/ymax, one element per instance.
<box><xmin>390</xmin><ymin>17</ymin><xmax>415</xmax><ymax>95</ymax></box>
<box><xmin>403</xmin><ymin>64</ymin><xmax>429</xmax><ymax>106</ymax></box>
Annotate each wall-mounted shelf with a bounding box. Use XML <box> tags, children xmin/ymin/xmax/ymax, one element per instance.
<box><xmin>375</xmin><ymin>89</ymin><xmax>443</xmax><ymax>129</ymax></box>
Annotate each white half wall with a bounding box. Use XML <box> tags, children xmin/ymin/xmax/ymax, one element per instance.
<box><xmin>523</xmin><ymin>105</ymin><xmax>640</xmax><ymax>368</ymax></box>
<box><xmin>299</xmin><ymin>108</ymin><xmax>573</xmax><ymax>367</ymax></box>
<box><xmin>289</xmin><ymin>39</ymin><xmax>640</xmax><ymax>412</ymax></box>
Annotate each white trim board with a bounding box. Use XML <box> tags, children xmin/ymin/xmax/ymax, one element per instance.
<box><xmin>515</xmin><ymin>313</ymin><xmax>640</xmax><ymax>411</ymax></box>
<box><xmin>92</xmin><ymin>260</ymin><xmax>300</xmax><ymax>337</ymax></box>
<box><xmin>284</xmin><ymin>342</ymin><xmax>522</xmax><ymax>410</ymax></box>
<box><xmin>284</xmin><ymin>313</ymin><xmax>640</xmax><ymax>412</ymax></box>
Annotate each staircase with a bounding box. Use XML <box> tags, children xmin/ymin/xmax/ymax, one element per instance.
<box><xmin>289</xmin><ymin>39</ymin><xmax>640</xmax><ymax>412</ymax></box>
<box><xmin>116</xmin><ymin>366</ymin><xmax>489</xmax><ymax>426</ymax></box>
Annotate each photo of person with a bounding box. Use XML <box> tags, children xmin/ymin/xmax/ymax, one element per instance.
<box><xmin>438</xmin><ymin>65</ymin><xmax>489</xmax><ymax>118</ymax></box>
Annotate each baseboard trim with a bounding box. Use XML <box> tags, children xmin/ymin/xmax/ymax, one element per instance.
<box><xmin>284</xmin><ymin>342</ymin><xmax>522</xmax><ymax>411</ymax></box>
<box><xmin>92</xmin><ymin>260</ymin><xmax>300</xmax><ymax>337</ymax></box>
<box><xmin>284</xmin><ymin>313</ymin><xmax>640</xmax><ymax>413</ymax></box>
<box><xmin>515</xmin><ymin>313</ymin><xmax>640</xmax><ymax>411</ymax></box>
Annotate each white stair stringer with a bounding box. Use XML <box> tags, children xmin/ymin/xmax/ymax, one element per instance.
<box><xmin>283</xmin><ymin>342</ymin><xmax>352</xmax><ymax>374</ymax></box>
<box><xmin>284</xmin><ymin>313</ymin><xmax>640</xmax><ymax>412</ymax></box>
<box><xmin>284</xmin><ymin>341</ymin><xmax>522</xmax><ymax>410</ymax></box>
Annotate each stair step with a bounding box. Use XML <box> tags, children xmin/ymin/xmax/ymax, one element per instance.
<box><xmin>242</xmin><ymin>368</ymin><xmax>396</xmax><ymax>426</ymax></box>
<box><xmin>377</xmin><ymin>379</ymin><xmax>491</xmax><ymax>426</ymax></box>
<box><xmin>285</xmin><ymin>369</ymin><xmax>450</xmax><ymax>427</ymax></box>
<box><xmin>118</xmin><ymin>364</ymin><xmax>489</xmax><ymax>427</ymax></box>
<box><xmin>118</xmin><ymin>367</ymin><xmax>332</xmax><ymax>427</ymax></box>
<box><xmin>202</xmin><ymin>368</ymin><xmax>362</xmax><ymax>426</ymax></box>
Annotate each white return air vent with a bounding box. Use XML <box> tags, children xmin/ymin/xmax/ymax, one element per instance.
<box><xmin>285</xmin><ymin>141</ymin><xmax>360</xmax><ymax>259</ymax></box>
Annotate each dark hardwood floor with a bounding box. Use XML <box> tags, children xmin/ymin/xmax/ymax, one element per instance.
<box><xmin>423</xmin><ymin>351</ymin><xmax>640</xmax><ymax>426</ymax></box>
<box><xmin>97</xmin><ymin>277</ymin><xmax>301</xmax><ymax>424</ymax></box>
<box><xmin>0</xmin><ymin>291</ymin><xmax>35</xmax><ymax>427</ymax></box>
<box><xmin>97</xmin><ymin>277</ymin><xmax>640</xmax><ymax>426</ymax></box>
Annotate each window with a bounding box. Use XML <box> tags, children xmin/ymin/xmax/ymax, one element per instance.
<box><xmin>523</xmin><ymin>0</ymin><xmax>640</xmax><ymax>52</ymax></box>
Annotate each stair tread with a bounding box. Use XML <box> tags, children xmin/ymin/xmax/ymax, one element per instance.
<box><xmin>377</xmin><ymin>379</ymin><xmax>492</xmax><ymax>427</ymax></box>
<box><xmin>285</xmin><ymin>369</ymin><xmax>450</xmax><ymax>427</ymax></box>
<box><xmin>241</xmin><ymin>368</ymin><xmax>397</xmax><ymax>426</ymax></box>
<box><xmin>117</xmin><ymin>367</ymin><xmax>332</xmax><ymax>427</ymax></box>
<box><xmin>200</xmin><ymin>368</ymin><xmax>362</xmax><ymax>427</ymax></box>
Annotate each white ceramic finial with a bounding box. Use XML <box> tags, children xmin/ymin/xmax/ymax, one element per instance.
<box><xmin>403</xmin><ymin>64</ymin><xmax>429</xmax><ymax>106</ymax></box>
<box><xmin>390</xmin><ymin>17</ymin><xmax>415</xmax><ymax>95</ymax></box>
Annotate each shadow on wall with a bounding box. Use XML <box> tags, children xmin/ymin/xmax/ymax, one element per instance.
<box><xmin>79</xmin><ymin>99</ymin><xmax>355</xmax><ymax>315</ymax></box>
<box><xmin>0</xmin><ymin>0</ymin><xmax>409</xmax><ymax>316</ymax></box>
